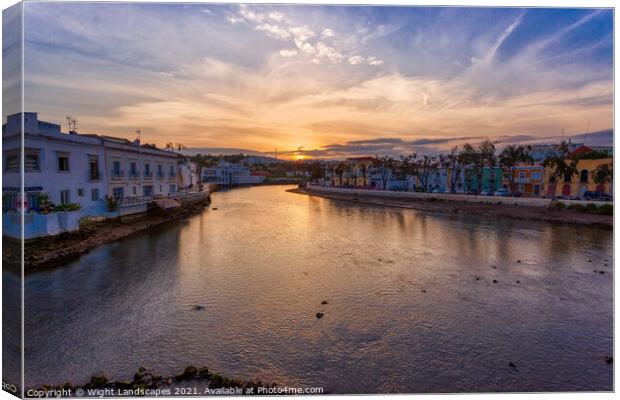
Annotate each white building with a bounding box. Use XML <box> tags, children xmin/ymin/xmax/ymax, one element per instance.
<box><xmin>3</xmin><ymin>112</ymin><xmax>107</xmax><ymax>217</ymax></box>
<box><xmin>101</xmin><ymin>135</ymin><xmax>179</xmax><ymax>206</ymax></box>
<box><xmin>203</xmin><ymin>161</ymin><xmax>265</xmax><ymax>185</ymax></box>
<box><xmin>2</xmin><ymin>113</ymin><xmax>183</xmax><ymax>237</ymax></box>
<box><xmin>177</xmin><ymin>159</ymin><xmax>200</xmax><ymax>191</ymax></box>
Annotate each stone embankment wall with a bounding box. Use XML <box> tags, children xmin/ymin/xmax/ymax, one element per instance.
<box><xmin>306</xmin><ymin>185</ymin><xmax>611</xmax><ymax>208</ymax></box>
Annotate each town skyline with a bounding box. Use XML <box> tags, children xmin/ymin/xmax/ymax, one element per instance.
<box><xmin>6</xmin><ymin>4</ymin><xmax>614</xmax><ymax>158</ymax></box>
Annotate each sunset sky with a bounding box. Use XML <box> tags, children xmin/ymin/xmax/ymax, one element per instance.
<box><xmin>15</xmin><ymin>3</ymin><xmax>614</xmax><ymax>158</ymax></box>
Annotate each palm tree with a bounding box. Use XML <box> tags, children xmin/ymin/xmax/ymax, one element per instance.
<box><xmin>543</xmin><ymin>142</ymin><xmax>578</xmax><ymax>200</ymax></box>
<box><xmin>593</xmin><ymin>163</ymin><xmax>613</xmax><ymax>193</ymax></box>
<box><xmin>499</xmin><ymin>145</ymin><xmax>533</xmax><ymax>195</ymax></box>
<box><xmin>334</xmin><ymin>163</ymin><xmax>347</xmax><ymax>187</ymax></box>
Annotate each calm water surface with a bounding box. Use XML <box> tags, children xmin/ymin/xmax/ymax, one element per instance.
<box><xmin>24</xmin><ymin>185</ymin><xmax>613</xmax><ymax>393</ymax></box>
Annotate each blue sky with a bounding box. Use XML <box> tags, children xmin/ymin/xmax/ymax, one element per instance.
<box><xmin>13</xmin><ymin>3</ymin><xmax>614</xmax><ymax>157</ymax></box>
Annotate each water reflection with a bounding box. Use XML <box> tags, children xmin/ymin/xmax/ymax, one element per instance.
<box><xmin>24</xmin><ymin>186</ymin><xmax>612</xmax><ymax>393</ymax></box>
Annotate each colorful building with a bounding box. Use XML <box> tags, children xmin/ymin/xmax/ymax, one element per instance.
<box><xmin>508</xmin><ymin>165</ymin><xmax>545</xmax><ymax>197</ymax></box>
<box><xmin>462</xmin><ymin>166</ymin><xmax>503</xmax><ymax>194</ymax></box>
<box><xmin>546</xmin><ymin>157</ymin><xmax>613</xmax><ymax>198</ymax></box>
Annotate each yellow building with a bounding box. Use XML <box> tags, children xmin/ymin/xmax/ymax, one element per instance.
<box><xmin>330</xmin><ymin>157</ymin><xmax>374</xmax><ymax>187</ymax></box>
<box><xmin>545</xmin><ymin>156</ymin><xmax>613</xmax><ymax>198</ymax></box>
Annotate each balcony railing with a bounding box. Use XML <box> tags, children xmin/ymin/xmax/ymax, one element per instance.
<box><xmin>169</xmin><ymin>171</ymin><xmax>176</xmax><ymax>179</ymax></box>
<box><xmin>144</xmin><ymin>171</ymin><xmax>153</xmax><ymax>179</ymax></box>
<box><xmin>111</xmin><ymin>169</ymin><xmax>124</xmax><ymax>179</ymax></box>
<box><xmin>89</xmin><ymin>170</ymin><xmax>101</xmax><ymax>181</ymax></box>
<box><xmin>114</xmin><ymin>195</ymin><xmax>152</xmax><ymax>208</ymax></box>
<box><xmin>129</xmin><ymin>171</ymin><xmax>139</xmax><ymax>179</ymax></box>
<box><xmin>157</xmin><ymin>171</ymin><xmax>165</xmax><ymax>179</ymax></box>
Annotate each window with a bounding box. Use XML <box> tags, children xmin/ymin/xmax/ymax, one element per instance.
<box><xmin>144</xmin><ymin>163</ymin><xmax>151</xmax><ymax>177</ymax></box>
<box><xmin>89</xmin><ymin>156</ymin><xmax>99</xmax><ymax>180</ymax></box>
<box><xmin>518</xmin><ymin>171</ymin><xmax>525</xmax><ymax>179</ymax></box>
<box><xmin>157</xmin><ymin>164</ymin><xmax>163</xmax><ymax>177</ymax></box>
<box><xmin>170</xmin><ymin>184</ymin><xmax>176</xmax><ymax>193</ymax></box>
<box><xmin>57</xmin><ymin>153</ymin><xmax>70</xmax><ymax>172</ymax></box>
<box><xmin>5</xmin><ymin>154</ymin><xmax>19</xmax><ymax>173</ymax></box>
<box><xmin>77</xmin><ymin>188</ymin><xmax>84</xmax><ymax>197</ymax></box>
<box><xmin>25</xmin><ymin>151</ymin><xmax>40</xmax><ymax>172</ymax></box>
<box><xmin>91</xmin><ymin>188</ymin><xmax>99</xmax><ymax>201</ymax></box>
<box><xmin>60</xmin><ymin>190</ymin><xmax>71</xmax><ymax>204</ymax></box>
<box><xmin>532</xmin><ymin>172</ymin><xmax>541</xmax><ymax>181</ymax></box>
<box><xmin>580</xmin><ymin>169</ymin><xmax>589</xmax><ymax>183</ymax></box>
<box><xmin>112</xmin><ymin>187</ymin><xmax>124</xmax><ymax>199</ymax></box>
<box><xmin>143</xmin><ymin>185</ymin><xmax>153</xmax><ymax>197</ymax></box>
<box><xmin>169</xmin><ymin>165</ymin><xmax>175</xmax><ymax>177</ymax></box>
<box><xmin>132</xmin><ymin>186</ymin><xmax>137</xmax><ymax>195</ymax></box>
<box><xmin>130</xmin><ymin>161</ymin><xmax>138</xmax><ymax>177</ymax></box>
<box><xmin>159</xmin><ymin>185</ymin><xmax>163</xmax><ymax>192</ymax></box>
<box><xmin>112</xmin><ymin>160</ymin><xmax>122</xmax><ymax>177</ymax></box>
<box><xmin>27</xmin><ymin>193</ymin><xmax>40</xmax><ymax>210</ymax></box>
<box><xmin>3</xmin><ymin>193</ymin><xmax>17</xmax><ymax>211</ymax></box>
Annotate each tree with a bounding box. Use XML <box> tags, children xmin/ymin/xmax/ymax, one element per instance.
<box><xmin>334</xmin><ymin>163</ymin><xmax>347</xmax><ymax>187</ymax></box>
<box><xmin>593</xmin><ymin>163</ymin><xmax>613</xmax><ymax>192</ymax></box>
<box><xmin>499</xmin><ymin>145</ymin><xmax>533</xmax><ymax>195</ymax></box>
<box><xmin>543</xmin><ymin>142</ymin><xmax>578</xmax><ymax>200</ymax></box>
<box><xmin>373</xmin><ymin>155</ymin><xmax>395</xmax><ymax>190</ymax></box>
<box><xmin>442</xmin><ymin>146</ymin><xmax>461</xmax><ymax>194</ymax></box>
<box><xmin>401</xmin><ymin>153</ymin><xmax>438</xmax><ymax>192</ymax></box>
<box><xmin>458</xmin><ymin>143</ymin><xmax>478</xmax><ymax>193</ymax></box>
<box><xmin>476</xmin><ymin>139</ymin><xmax>496</xmax><ymax>194</ymax></box>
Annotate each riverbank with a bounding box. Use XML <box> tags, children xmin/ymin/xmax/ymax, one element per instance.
<box><xmin>4</xmin><ymin>200</ymin><xmax>211</xmax><ymax>274</ymax></box>
<box><xmin>26</xmin><ymin>365</ymin><xmax>278</xmax><ymax>398</ymax></box>
<box><xmin>289</xmin><ymin>187</ymin><xmax>613</xmax><ymax>228</ymax></box>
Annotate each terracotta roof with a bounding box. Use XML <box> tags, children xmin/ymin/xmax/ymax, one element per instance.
<box><xmin>568</xmin><ymin>145</ymin><xmax>593</xmax><ymax>157</ymax></box>
<box><xmin>250</xmin><ymin>171</ymin><xmax>270</xmax><ymax>176</ymax></box>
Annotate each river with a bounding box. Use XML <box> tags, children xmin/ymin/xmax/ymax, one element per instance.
<box><xmin>22</xmin><ymin>185</ymin><xmax>613</xmax><ymax>393</ymax></box>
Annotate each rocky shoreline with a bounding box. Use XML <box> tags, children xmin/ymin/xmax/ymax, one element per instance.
<box><xmin>289</xmin><ymin>188</ymin><xmax>613</xmax><ymax>228</ymax></box>
<box><xmin>3</xmin><ymin>200</ymin><xmax>212</xmax><ymax>274</ymax></box>
<box><xmin>26</xmin><ymin>365</ymin><xmax>278</xmax><ymax>398</ymax></box>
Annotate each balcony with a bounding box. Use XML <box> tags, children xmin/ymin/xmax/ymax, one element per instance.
<box><xmin>168</xmin><ymin>172</ymin><xmax>176</xmax><ymax>179</ymax></box>
<box><xmin>143</xmin><ymin>171</ymin><xmax>153</xmax><ymax>179</ymax></box>
<box><xmin>88</xmin><ymin>170</ymin><xmax>101</xmax><ymax>181</ymax></box>
<box><xmin>111</xmin><ymin>169</ymin><xmax>125</xmax><ymax>179</ymax></box>
<box><xmin>157</xmin><ymin>171</ymin><xmax>165</xmax><ymax>179</ymax></box>
<box><xmin>115</xmin><ymin>195</ymin><xmax>152</xmax><ymax>208</ymax></box>
<box><xmin>129</xmin><ymin>171</ymin><xmax>139</xmax><ymax>179</ymax></box>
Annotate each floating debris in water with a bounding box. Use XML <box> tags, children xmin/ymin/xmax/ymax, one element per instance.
<box><xmin>321</xmin><ymin>300</ymin><xmax>328</xmax><ymax>305</ymax></box>
<box><xmin>605</xmin><ymin>356</ymin><xmax>613</xmax><ymax>364</ymax></box>
<box><xmin>493</xmin><ymin>280</ymin><xmax>498</xmax><ymax>283</ymax></box>
<box><xmin>316</xmin><ymin>312</ymin><xmax>324</xmax><ymax>319</ymax></box>
<box><xmin>508</xmin><ymin>362</ymin><xmax>517</xmax><ymax>368</ymax></box>
<box><xmin>193</xmin><ymin>305</ymin><xmax>205</xmax><ymax>310</ymax></box>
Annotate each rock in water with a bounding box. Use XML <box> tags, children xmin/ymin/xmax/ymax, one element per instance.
<box><xmin>193</xmin><ymin>305</ymin><xmax>205</xmax><ymax>310</ymax></box>
<box><xmin>508</xmin><ymin>362</ymin><xmax>517</xmax><ymax>368</ymax></box>
<box><xmin>176</xmin><ymin>366</ymin><xmax>198</xmax><ymax>380</ymax></box>
<box><xmin>90</xmin><ymin>374</ymin><xmax>108</xmax><ymax>386</ymax></box>
<box><xmin>321</xmin><ymin>301</ymin><xmax>328</xmax><ymax>305</ymax></box>
<box><xmin>316</xmin><ymin>312</ymin><xmax>324</xmax><ymax>319</ymax></box>
<box><xmin>605</xmin><ymin>357</ymin><xmax>613</xmax><ymax>364</ymax></box>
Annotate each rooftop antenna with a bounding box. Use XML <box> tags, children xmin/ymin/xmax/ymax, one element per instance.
<box><xmin>66</xmin><ymin>115</ymin><xmax>78</xmax><ymax>133</ymax></box>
